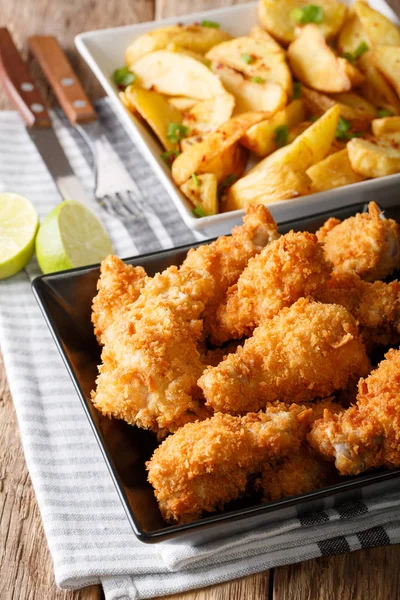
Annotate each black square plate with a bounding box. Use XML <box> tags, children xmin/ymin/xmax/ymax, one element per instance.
<box><xmin>32</xmin><ymin>201</ymin><xmax>400</xmax><ymax>544</ymax></box>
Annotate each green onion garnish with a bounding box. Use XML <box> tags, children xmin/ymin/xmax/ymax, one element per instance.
<box><xmin>220</xmin><ymin>174</ymin><xmax>238</xmax><ymax>189</ymax></box>
<box><xmin>251</xmin><ymin>76</ymin><xmax>265</xmax><ymax>84</ymax></box>
<box><xmin>342</xmin><ymin>52</ymin><xmax>355</xmax><ymax>64</ymax></box>
<box><xmin>274</xmin><ymin>125</ymin><xmax>289</xmax><ymax>148</ymax></box>
<box><xmin>354</xmin><ymin>41</ymin><xmax>369</xmax><ymax>59</ymax></box>
<box><xmin>201</xmin><ymin>20</ymin><xmax>220</xmax><ymax>28</ymax></box>
<box><xmin>161</xmin><ymin>150</ymin><xmax>180</xmax><ymax>167</ymax></box>
<box><xmin>113</xmin><ymin>66</ymin><xmax>136</xmax><ymax>90</ymax></box>
<box><xmin>167</xmin><ymin>122</ymin><xmax>189</xmax><ymax>144</ymax></box>
<box><xmin>241</xmin><ymin>53</ymin><xmax>255</xmax><ymax>64</ymax></box>
<box><xmin>378</xmin><ymin>108</ymin><xmax>394</xmax><ymax>118</ymax></box>
<box><xmin>291</xmin><ymin>82</ymin><xmax>302</xmax><ymax>100</ymax></box>
<box><xmin>193</xmin><ymin>206</ymin><xmax>207</xmax><ymax>217</ymax></box>
<box><xmin>290</xmin><ymin>5</ymin><xmax>323</xmax><ymax>25</ymax></box>
<box><xmin>192</xmin><ymin>173</ymin><xmax>200</xmax><ymax>187</ymax></box>
<box><xmin>335</xmin><ymin>116</ymin><xmax>352</xmax><ymax>140</ymax></box>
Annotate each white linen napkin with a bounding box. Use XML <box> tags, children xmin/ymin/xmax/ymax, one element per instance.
<box><xmin>1</xmin><ymin>99</ymin><xmax>400</xmax><ymax>600</ymax></box>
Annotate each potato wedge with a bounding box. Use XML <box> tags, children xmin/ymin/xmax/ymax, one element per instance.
<box><xmin>224</xmin><ymin>164</ymin><xmax>311</xmax><ymax>211</ymax></box>
<box><xmin>288</xmin><ymin>121</ymin><xmax>313</xmax><ymax>143</ymax></box>
<box><xmin>347</xmin><ymin>135</ymin><xmax>400</xmax><ymax>177</ymax></box>
<box><xmin>182</xmin><ymin>94</ymin><xmax>235</xmax><ymax>135</ymax></box>
<box><xmin>180</xmin><ymin>135</ymin><xmax>204</xmax><ymax>153</ymax></box>
<box><xmin>119</xmin><ymin>90</ymin><xmax>135</xmax><ymax>113</ymax></box>
<box><xmin>210</xmin><ymin>63</ymin><xmax>287</xmax><ymax>114</ymax></box>
<box><xmin>258</xmin><ymin>0</ymin><xmax>347</xmax><ymax>46</ymax></box>
<box><xmin>132</xmin><ymin>50</ymin><xmax>226</xmax><ymax>100</ymax></box>
<box><xmin>372</xmin><ymin>116</ymin><xmax>400</xmax><ymax>137</ymax></box>
<box><xmin>301</xmin><ymin>86</ymin><xmax>375</xmax><ymax>129</ymax></box>
<box><xmin>198</xmin><ymin>143</ymin><xmax>248</xmax><ymax>183</ymax></box>
<box><xmin>124</xmin><ymin>87</ymin><xmax>182</xmax><ymax>151</ymax></box>
<box><xmin>249</xmin><ymin>25</ymin><xmax>286</xmax><ymax>54</ymax></box>
<box><xmin>125</xmin><ymin>24</ymin><xmax>232</xmax><ymax>67</ymax></box>
<box><xmin>373</xmin><ymin>46</ymin><xmax>400</xmax><ymax>98</ymax></box>
<box><xmin>206</xmin><ymin>36</ymin><xmax>292</xmax><ymax>95</ymax></box>
<box><xmin>340</xmin><ymin>57</ymin><xmax>365</xmax><ymax>88</ymax></box>
<box><xmin>329</xmin><ymin>92</ymin><xmax>377</xmax><ymax>120</ymax></box>
<box><xmin>358</xmin><ymin>52</ymin><xmax>400</xmax><ymax>115</ymax></box>
<box><xmin>180</xmin><ymin>173</ymin><xmax>218</xmax><ymax>216</ymax></box>
<box><xmin>307</xmin><ymin>148</ymin><xmax>366</xmax><ymax>192</ymax></box>
<box><xmin>337</xmin><ymin>12</ymin><xmax>368</xmax><ymax>56</ymax></box>
<box><xmin>354</xmin><ymin>1</ymin><xmax>400</xmax><ymax>47</ymax></box>
<box><xmin>287</xmin><ymin>25</ymin><xmax>363</xmax><ymax>93</ymax></box>
<box><xmin>241</xmin><ymin>99</ymin><xmax>306</xmax><ymax>157</ymax></box>
<box><xmin>168</xmin><ymin>97</ymin><xmax>198</xmax><ymax>111</ymax></box>
<box><xmin>171</xmin><ymin>112</ymin><xmax>267</xmax><ymax>185</ymax></box>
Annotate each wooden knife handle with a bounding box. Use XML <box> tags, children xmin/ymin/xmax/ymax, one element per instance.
<box><xmin>29</xmin><ymin>35</ymin><xmax>97</xmax><ymax>125</ymax></box>
<box><xmin>0</xmin><ymin>27</ymin><xmax>51</xmax><ymax>127</ymax></box>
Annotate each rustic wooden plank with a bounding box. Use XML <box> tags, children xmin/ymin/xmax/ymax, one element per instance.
<box><xmin>273</xmin><ymin>545</ymin><xmax>400</xmax><ymax>600</ymax></box>
<box><xmin>0</xmin><ymin>0</ymin><xmax>155</xmax><ymax>110</ymax></box>
<box><xmin>155</xmin><ymin>0</ymin><xmax>253</xmax><ymax>20</ymax></box>
<box><xmin>154</xmin><ymin>572</ymin><xmax>270</xmax><ymax>600</ymax></box>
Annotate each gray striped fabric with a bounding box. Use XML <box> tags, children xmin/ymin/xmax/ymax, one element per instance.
<box><xmin>1</xmin><ymin>100</ymin><xmax>400</xmax><ymax>600</ymax></box>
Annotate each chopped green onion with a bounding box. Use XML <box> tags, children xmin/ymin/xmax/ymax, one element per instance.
<box><xmin>161</xmin><ymin>150</ymin><xmax>180</xmax><ymax>167</ymax></box>
<box><xmin>192</xmin><ymin>173</ymin><xmax>200</xmax><ymax>187</ymax></box>
<box><xmin>113</xmin><ymin>66</ymin><xmax>137</xmax><ymax>90</ymax></box>
<box><xmin>274</xmin><ymin>124</ymin><xmax>289</xmax><ymax>148</ymax></box>
<box><xmin>342</xmin><ymin>52</ymin><xmax>355</xmax><ymax>64</ymax></box>
<box><xmin>241</xmin><ymin>53</ymin><xmax>255</xmax><ymax>64</ymax></box>
<box><xmin>193</xmin><ymin>206</ymin><xmax>207</xmax><ymax>217</ymax></box>
<box><xmin>167</xmin><ymin>122</ymin><xmax>189</xmax><ymax>144</ymax></box>
<box><xmin>220</xmin><ymin>174</ymin><xmax>238</xmax><ymax>189</ymax></box>
<box><xmin>291</xmin><ymin>82</ymin><xmax>302</xmax><ymax>99</ymax></box>
<box><xmin>378</xmin><ymin>108</ymin><xmax>394</xmax><ymax>118</ymax></box>
<box><xmin>201</xmin><ymin>20</ymin><xmax>220</xmax><ymax>28</ymax></box>
<box><xmin>251</xmin><ymin>76</ymin><xmax>265</xmax><ymax>84</ymax></box>
<box><xmin>335</xmin><ymin>116</ymin><xmax>352</xmax><ymax>140</ymax></box>
<box><xmin>354</xmin><ymin>41</ymin><xmax>369</xmax><ymax>59</ymax></box>
<box><xmin>290</xmin><ymin>4</ymin><xmax>323</xmax><ymax>25</ymax></box>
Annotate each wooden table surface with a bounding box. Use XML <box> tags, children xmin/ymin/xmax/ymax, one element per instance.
<box><xmin>1</xmin><ymin>0</ymin><xmax>400</xmax><ymax>598</ymax></box>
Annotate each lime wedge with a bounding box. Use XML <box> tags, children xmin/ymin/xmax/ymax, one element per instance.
<box><xmin>35</xmin><ymin>200</ymin><xmax>113</xmax><ymax>274</ymax></box>
<box><xmin>0</xmin><ymin>193</ymin><xmax>39</xmax><ymax>280</ymax></box>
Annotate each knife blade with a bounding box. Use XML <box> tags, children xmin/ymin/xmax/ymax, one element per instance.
<box><xmin>0</xmin><ymin>27</ymin><xmax>87</xmax><ymax>204</ymax></box>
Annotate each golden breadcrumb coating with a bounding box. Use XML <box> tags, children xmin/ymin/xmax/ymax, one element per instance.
<box><xmin>211</xmin><ymin>231</ymin><xmax>332</xmax><ymax>345</ymax></box>
<box><xmin>199</xmin><ymin>299</ymin><xmax>369</xmax><ymax>414</ymax></box>
<box><xmin>182</xmin><ymin>204</ymin><xmax>279</xmax><ymax>338</ymax></box>
<box><xmin>91</xmin><ymin>266</ymin><xmax>214</xmax><ymax>435</ymax></box>
<box><xmin>309</xmin><ymin>349</ymin><xmax>400</xmax><ymax>475</ymax></box>
<box><xmin>317</xmin><ymin>202</ymin><xmax>400</xmax><ymax>281</ymax></box>
<box><xmin>91</xmin><ymin>255</ymin><xmax>147</xmax><ymax>343</ymax></box>
<box><xmin>318</xmin><ymin>271</ymin><xmax>400</xmax><ymax>349</ymax></box>
<box><xmin>147</xmin><ymin>404</ymin><xmax>311</xmax><ymax>523</ymax></box>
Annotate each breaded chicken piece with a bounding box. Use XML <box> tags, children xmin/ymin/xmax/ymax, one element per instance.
<box><xmin>91</xmin><ymin>266</ymin><xmax>214</xmax><ymax>435</ymax></box>
<box><xmin>258</xmin><ymin>445</ymin><xmax>337</xmax><ymax>503</ymax></box>
<box><xmin>316</xmin><ymin>202</ymin><xmax>400</xmax><ymax>281</ymax></box>
<box><xmin>147</xmin><ymin>404</ymin><xmax>311</xmax><ymax>523</ymax></box>
<box><xmin>309</xmin><ymin>349</ymin><xmax>400</xmax><ymax>476</ymax></box>
<box><xmin>92</xmin><ymin>255</ymin><xmax>147</xmax><ymax>343</ymax></box>
<box><xmin>182</xmin><ymin>204</ymin><xmax>279</xmax><ymax>338</ymax></box>
<box><xmin>211</xmin><ymin>231</ymin><xmax>331</xmax><ymax>345</ymax></box>
<box><xmin>318</xmin><ymin>271</ymin><xmax>400</xmax><ymax>349</ymax></box>
<box><xmin>199</xmin><ymin>299</ymin><xmax>369</xmax><ymax>414</ymax></box>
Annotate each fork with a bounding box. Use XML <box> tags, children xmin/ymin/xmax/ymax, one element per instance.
<box><xmin>29</xmin><ymin>35</ymin><xmax>147</xmax><ymax>223</ymax></box>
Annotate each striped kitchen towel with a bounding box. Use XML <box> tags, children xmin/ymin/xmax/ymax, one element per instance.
<box><xmin>1</xmin><ymin>99</ymin><xmax>400</xmax><ymax>600</ymax></box>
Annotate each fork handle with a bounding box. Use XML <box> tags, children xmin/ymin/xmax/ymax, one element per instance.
<box><xmin>29</xmin><ymin>35</ymin><xmax>97</xmax><ymax>125</ymax></box>
<box><xmin>0</xmin><ymin>27</ymin><xmax>51</xmax><ymax>127</ymax></box>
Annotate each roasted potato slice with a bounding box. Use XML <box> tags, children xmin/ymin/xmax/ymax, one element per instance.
<box><xmin>307</xmin><ymin>148</ymin><xmax>366</xmax><ymax>192</ymax></box>
<box><xmin>301</xmin><ymin>86</ymin><xmax>375</xmax><ymax>129</ymax></box>
<box><xmin>258</xmin><ymin>0</ymin><xmax>347</xmax><ymax>46</ymax></box>
<box><xmin>168</xmin><ymin>97</ymin><xmax>198</xmax><ymax>111</ymax></box>
<box><xmin>180</xmin><ymin>173</ymin><xmax>218</xmax><ymax>216</ymax></box>
<box><xmin>337</xmin><ymin>12</ymin><xmax>368</xmax><ymax>56</ymax></box>
<box><xmin>288</xmin><ymin>121</ymin><xmax>313</xmax><ymax>143</ymax></box>
<box><xmin>124</xmin><ymin>87</ymin><xmax>182</xmax><ymax>151</ymax></box>
<box><xmin>347</xmin><ymin>134</ymin><xmax>400</xmax><ymax>177</ymax></box>
<box><xmin>119</xmin><ymin>90</ymin><xmax>135</xmax><ymax>113</ymax></box>
<box><xmin>330</xmin><ymin>92</ymin><xmax>377</xmax><ymax>120</ymax></box>
<box><xmin>206</xmin><ymin>36</ymin><xmax>292</xmax><ymax>95</ymax></box>
<box><xmin>372</xmin><ymin>116</ymin><xmax>400</xmax><ymax>137</ymax></box>
<box><xmin>287</xmin><ymin>25</ymin><xmax>363</xmax><ymax>93</ymax></box>
<box><xmin>171</xmin><ymin>112</ymin><xmax>268</xmax><ymax>186</ymax></box>
<box><xmin>224</xmin><ymin>164</ymin><xmax>311</xmax><ymax>211</ymax></box>
<box><xmin>210</xmin><ymin>63</ymin><xmax>287</xmax><ymax>114</ymax></box>
<box><xmin>354</xmin><ymin>1</ymin><xmax>400</xmax><ymax>47</ymax></box>
<box><xmin>198</xmin><ymin>143</ymin><xmax>249</xmax><ymax>183</ymax></box>
<box><xmin>180</xmin><ymin>135</ymin><xmax>204</xmax><ymax>153</ymax></box>
<box><xmin>182</xmin><ymin>94</ymin><xmax>235</xmax><ymax>135</ymax></box>
<box><xmin>358</xmin><ymin>52</ymin><xmax>400</xmax><ymax>115</ymax></box>
<box><xmin>125</xmin><ymin>24</ymin><xmax>232</xmax><ymax>67</ymax></box>
<box><xmin>249</xmin><ymin>25</ymin><xmax>286</xmax><ymax>53</ymax></box>
<box><xmin>132</xmin><ymin>50</ymin><xmax>226</xmax><ymax>100</ymax></box>
<box><xmin>241</xmin><ymin>99</ymin><xmax>306</xmax><ymax>157</ymax></box>
<box><xmin>373</xmin><ymin>46</ymin><xmax>400</xmax><ymax>98</ymax></box>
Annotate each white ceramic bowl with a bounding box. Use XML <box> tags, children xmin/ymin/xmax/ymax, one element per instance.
<box><xmin>76</xmin><ymin>0</ymin><xmax>400</xmax><ymax>237</ymax></box>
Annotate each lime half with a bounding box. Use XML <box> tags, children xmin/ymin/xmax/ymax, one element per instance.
<box><xmin>36</xmin><ymin>200</ymin><xmax>113</xmax><ymax>274</ymax></box>
<box><xmin>0</xmin><ymin>193</ymin><xmax>39</xmax><ymax>280</ymax></box>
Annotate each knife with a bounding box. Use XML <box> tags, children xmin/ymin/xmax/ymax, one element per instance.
<box><xmin>0</xmin><ymin>27</ymin><xmax>88</xmax><ymax>204</ymax></box>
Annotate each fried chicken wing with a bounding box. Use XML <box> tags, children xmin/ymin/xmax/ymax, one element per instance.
<box><xmin>211</xmin><ymin>231</ymin><xmax>332</xmax><ymax>345</ymax></box>
<box><xmin>316</xmin><ymin>202</ymin><xmax>400</xmax><ymax>281</ymax></box>
<box><xmin>92</xmin><ymin>255</ymin><xmax>147</xmax><ymax>343</ymax></box>
<box><xmin>182</xmin><ymin>204</ymin><xmax>279</xmax><ymax>339</ymax></box>
<box><xmin>147</xmin><ymin>404</ymin><xmax>311</xmax><ymax>523</ymax></box>
<box><xmin>309</xmin><ymin>349</ymin><xmax>400</xmax><ymax>475</ymax></box>
<box><xmin>91</xmin><ymin>266</ymin><xmax>214</xmax><ymax>435</ymax></box>
<box><xmin>199</xmin><ymin>299</ymin><xmax>369</xmax><ymax>414</ymax></box>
